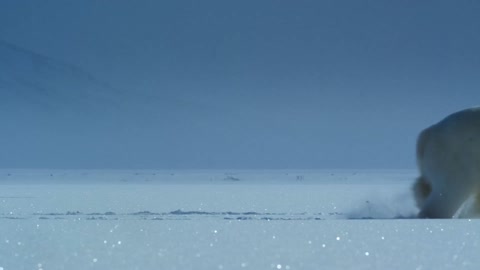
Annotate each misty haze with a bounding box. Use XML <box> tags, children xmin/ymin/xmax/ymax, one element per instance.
<box><xmin>1</xmin><ymin>1</ymin><xmax>480</xmax><ymax>270</ymax></box>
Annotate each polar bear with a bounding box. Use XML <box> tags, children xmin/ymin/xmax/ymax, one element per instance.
<box><xmin>413</xmin><ymin>107</ymin><xmax>480</xmax><ymax>218</ymax></box>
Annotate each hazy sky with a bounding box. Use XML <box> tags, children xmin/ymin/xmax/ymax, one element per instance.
<box><xmin>1</xmin><ymin>0</ymin><xmax>480</xmax><ymax>169</ymax></box>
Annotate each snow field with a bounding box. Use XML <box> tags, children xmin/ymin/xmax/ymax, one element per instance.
<box><xmin>0</xmin><ymin>170</ymin><xmax>478</xmax><ymax>269</ymax></box>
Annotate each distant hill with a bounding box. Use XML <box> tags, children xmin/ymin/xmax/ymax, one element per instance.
<box><xmin>0</xmin><ymin>41</ymin><xmax>131</xmax><ymax>168</ymax></box>
<box><xmin>0</xmin><ymin>40</ymin><xmax>250</xmax><ymax>169</ymax></box>
<box><xmin>0</xmin><ymin>41</ymin><xmax>207</xmax><ymax>169</ymax></box>
<box><xmin>0</xmin><ymin>40</ymin><xmax>122</xmax><ymax>114</ymax></box>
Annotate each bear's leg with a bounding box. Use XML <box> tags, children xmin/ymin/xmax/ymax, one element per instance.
<box><xmin>412</xmin><ymin>176</ymin><xmax>431</xmax><ymax>209</ymax></box>
<box><xmin>468</xmin><ymin>193</ymin><xmax>480</xmax><ymax>217</ymax></box>
<box><xmin>418</xmin><ymin>185</ymin><xmax>471</xmax><ymax>218</ymax></box>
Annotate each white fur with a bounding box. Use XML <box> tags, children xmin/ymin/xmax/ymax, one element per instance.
<box><xmin>414</xmin><ymin>107</ymin><xmax>480</xmax><ymax>218</ymax></box>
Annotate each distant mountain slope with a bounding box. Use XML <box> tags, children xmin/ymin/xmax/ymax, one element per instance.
<box><xmin>0</xmin><ymin>40</ymin><xmax>214</xmax><ymax>169</ymax></box>
<box><xmin>0</xmin><ymin>41</ymin><xmax>133</xmax><ymax>168</ymax></box>
<box><xmin>0</xmin><ymin>40</ymin><xmax>288</xmax><ymax>169</ymax></box>
<box><xmin>0</xmin><ymin>40</ymin><xmax>120</xmax><ymax>112</ymax></box>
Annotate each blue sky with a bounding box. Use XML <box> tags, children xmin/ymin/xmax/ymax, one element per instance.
<box><xmin>1</xmin><ymin>0</ymin><xmax>480</xmax><ymax>169</ymax></box>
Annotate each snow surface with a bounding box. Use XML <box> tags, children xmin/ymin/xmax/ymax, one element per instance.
<box><xmin>0</xmin><ymin>170</ymin><xmax>479</xmax><ymax>270</ymax></box>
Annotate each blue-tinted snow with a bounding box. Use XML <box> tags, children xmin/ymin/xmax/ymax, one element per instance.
<box><xmin>0</xmin><ymin>170</ymin><xmax>478</xmax><ymax>270</ymax></box>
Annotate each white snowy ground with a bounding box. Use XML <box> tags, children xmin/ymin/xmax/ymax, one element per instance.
<box><xmin>0</xmin><ymin>170</ymin><xmax>479</xmax><ymax>270</ymax></box>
